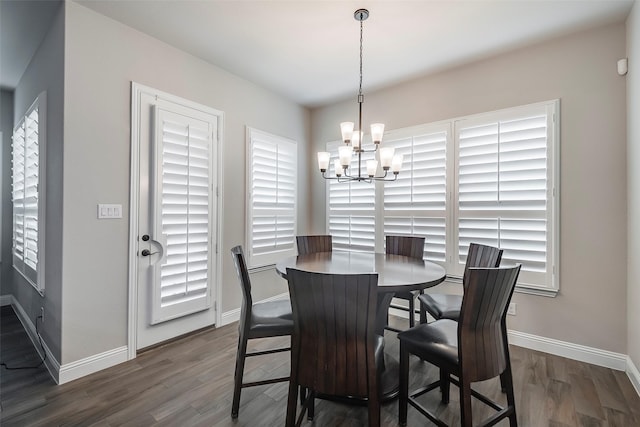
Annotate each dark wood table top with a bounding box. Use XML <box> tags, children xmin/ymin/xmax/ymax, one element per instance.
<box><xmin>275</xmin><ymin>250</ymin><xmax>446</xmax><ymax>293</ymax></box>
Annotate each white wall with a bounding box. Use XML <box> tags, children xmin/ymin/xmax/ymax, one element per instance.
<box><xmin>8</xmin><ymin>4</ymin><xmax>65</xmax><ymax>361</ymax></box>
<box><xmin>61</xmin><ymin>2</ymin><xmax>310</xmax><ymax>364</ymax></box>
<box><xmin>311</xmin><ymin>23</ymin><xmax>628</xmax><ymax>353</ymax></box>
<box><xmin>627</xmin><ymin>1</ymin><xmax>640</xmax><ymax>369</ymax></box>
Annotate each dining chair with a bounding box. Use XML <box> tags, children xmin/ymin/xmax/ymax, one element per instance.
<box><xmin>230</xmin><ymin>246</ymin><xmax>294</xmax><ymax>419</ymax></box>
<box><xmin>296</xmin><ymin>235</ymin><xmax>332</xmax><ymax>255</ymax></box>
<box><xmin>285</xmin><ymin>268</ymin><xmax>382</xmax><ymax>427</ymax></box>
<box><xmin>385</xmin><ymin>235</ymin><xmax>425</xmax><ymax>332</ymax></box>
<box><xmin>418</xmin><ymin>242</ymin><xmax>503</xmax><ymax>324</ymax></box>
<box><xmin>398</xmin><ymin>265</ymin><xmax>521</xmax><ymax>427</ymax></box>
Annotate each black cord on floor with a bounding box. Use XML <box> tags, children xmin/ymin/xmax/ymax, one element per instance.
<box><xmin>0</xmin><ymin>314</ymin><xmax>47</xmax><ymax>370</ymax></box>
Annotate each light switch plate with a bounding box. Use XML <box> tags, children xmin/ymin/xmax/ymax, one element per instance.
<box><xmin>98</xmin><ymin>204</ymin><xmax>123</xmax><ymax>219</ymax></box>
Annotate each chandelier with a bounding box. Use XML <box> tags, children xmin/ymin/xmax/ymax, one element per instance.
<box><xmin>317</xmin><ymin>8</ymin><xmax>402</xmax><ymax>183</ymax></box>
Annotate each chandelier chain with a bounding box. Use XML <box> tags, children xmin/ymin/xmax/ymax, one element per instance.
<box><xmin>359</xmin><ymin>15</ymin><xmax>364</xmax><ymax>98</ymax></box>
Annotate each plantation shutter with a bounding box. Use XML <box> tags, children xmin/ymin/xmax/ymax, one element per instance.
<box><xmin>326</xmin><ymin>141</ymin><xmax>375</xmax><ymax>252</ymax></box>
<box><xmin>247</xmin><ymin>128</ymin><xmax>297</xmax><ymax>267</ymax></box>
<box><xmin>12</xmin><ymin>100</ymin><xmax>41</xmax><ymax>287</ymax></box>
<box><xmin>383</xmin><ymin>128</ymin><xmax>448</xmax><ymax>262</ymax></box>
<box><xmin>151</xmin><ymin>106</ymin><xmax>214</xmax><ymax>324</ymax></box>
<box><xmin>456</xmin><ymin>105</ymin><xmax>550</xmax><ymax>285</ymax></box>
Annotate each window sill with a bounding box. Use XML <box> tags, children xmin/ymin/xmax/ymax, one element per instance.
<box><xmin>444</xmin><ymin>275</ymin><xmax>557</xmax><ymax>297</ymax></box>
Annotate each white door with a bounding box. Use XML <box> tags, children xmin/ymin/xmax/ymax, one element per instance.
<box><xmin>132</xmin><ymin>85</ymin><xmax>221</xmax><ymax>351</ymax></box>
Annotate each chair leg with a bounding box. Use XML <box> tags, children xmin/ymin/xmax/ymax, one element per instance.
<box><xmin>439</xmin><ymin>369</ymin><xmax>450</xmax><ymax>404</ymax></box>
<box><xmin>299</xmin><ymin>386</ymin><xmax>307</xmax><ymax>405</ymax></box>
<box><xmin>307</xmin><ymin>390</ymin><xmax>315</xmax><ymax>420</ymax></box>
<box><xmin>285</xmin><ymin>368</ymin><xmax>300</xmax><ymax>426</ymax></box>
<box><xmin>459</xmin><ymin>377</ymin><xmax>473</xmax><ymax>427</ymax></box>
<box><xmin>399</xmin><ymin>343</ymin><xmax>409</xmax><ymax>426</ymax></box>
<box><xmin>368</xmin><ymin>391</ymin><xmax>381</xmax><ymax>427</ymax></box>
<box><xmin>502</xmin><ymin>364</ymin><xmax>518</xmax><ymax>426</ymax></box>
<box><xmin>419</xmin><ymin>300</ymin><xmax>428</xmax><ymax>324</ymax></box>
<box><xmin>231</xmin><ymin>332</ymin><xmax>248</xmax><ymax>419</ymax></box>
<box><xmin>408</xmin><ymin>297</ymin><xmax>415</xmax><ymax>328</ymax></box>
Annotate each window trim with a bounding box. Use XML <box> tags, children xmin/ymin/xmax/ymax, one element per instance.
<box><xmin>325</xmin><ymin>100</ymin><xmax>560</xmax><ymax>296</ymax></box>
<box><xmin>246</xmin><ymin>127</ymin><xmax>298</xmax><ymax>268</ymax></box>
<box><xmin>12</xmin><ymin>91</ymin><xmax>46</xmax><ymax>295</ymax></box>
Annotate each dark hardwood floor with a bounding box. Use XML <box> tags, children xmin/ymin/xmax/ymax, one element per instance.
<box><xmin>1</xmin><ymin>305</ymin><xmax>639</xmax><ymax>426</ymax></box>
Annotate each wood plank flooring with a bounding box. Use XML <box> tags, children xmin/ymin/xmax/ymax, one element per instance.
<box><xmin>1</xmin><ymin>305</ymin><xmax>639</xmax><ymax>426</ymax></box>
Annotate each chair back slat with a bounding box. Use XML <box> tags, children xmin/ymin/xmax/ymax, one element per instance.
<box><xmin>287</xmin><ymin>268</ymin><xmax>378</xmax><ymax>398</ymax></box>
<box><xmin>462</xmin><ymin>243</ymin><xmax>503</xmax><ymax>289</ymax></box>
<box><xmin>296</xmin><ymin>235</ymin><xmax>333</xmax><ymax>255</ymax></box>
<box><xmin>231</xmin><ymin>245</ymin><xmax>252</xmax><ymax>330</ymax></box>
<box><xmin>458</xmin><ymin>265</ymin><xmax>521</xmax><ymax>382</ymax></box>
<box><xmin>385</xmin><ymin>235</ymin><xmax>425</xmax><ymax>260</ymax></box>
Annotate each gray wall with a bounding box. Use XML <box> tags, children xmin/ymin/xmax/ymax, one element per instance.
<box><xmin>61</xmin><ymin>2</ymin><xmax>310</xmax><ymax>364</ymax></box>
<box><xmin>0</xmin><ymin>89</ymin><xmax>14</xmax><ymax>296</ymax></box>
<box><xmin>627</xmin><ymin>2</ymin><xmax>640</xmax><ymax>369</ymax></box>
<box><xmin>311</xmin><ymin>23</ymin><xmax>628</xmax><ymax>353</ymax></box>
<box><xmin>8</xmin><ymin>4</ymin><xmax>65</xmax><ymax>361</ymax></box>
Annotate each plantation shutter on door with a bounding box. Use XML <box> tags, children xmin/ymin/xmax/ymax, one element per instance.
<box><xmin>383</xmin><ymin>128</ymin><xmax>448</xmax><ymax>262</ymax></box>
<box><xmin>456</xmin><ymin>105</ymin><xmax>550</xmax><ymax>285</ymax></box>
<box><xmin>151</xmin><ymin>105</ymin><xmax>214</xmax><ymax>324</ymax></box>
<box><xmin>326</xmin><ymin>141</ymin><xmax>376</xmax><ymax>252</ymax></box>
<box><xmin>247</xmin><ymin>128</ymin><xmax>297</xmax><ymax>267</ymax></box>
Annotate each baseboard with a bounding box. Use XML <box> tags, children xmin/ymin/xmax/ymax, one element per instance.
<box><xmin>507</xmin><ymin>330</ymin><xmax>627</xmax><ymax>371</ymax></box>
<box><xmin>0</xmin><ymin>294</ymin><xmax>13</xmax><ymax>306</ymax></box>
<box><xmin>387</xmin><ymin>305</ymin><xmax>627</xmax><ymax>372</ymax></box>
<box><xmin>10</xmin><ymin>296</ymin><xmax>60</xmax><ymax>384</ymax></box>
<box><xmin>627</xmin><ymin>356</ymin><xmax>640</xmax><ymax>397</ymax></box>
<box><xmin>58</xmin><ymin>346</ymin><xmax>129</xmax><ymax>385</ymax></box>
<box><xmin>220</xmin><ymin>292</ymin><xmax>289</xmax><ymax>326</ymax></box>
<box><xmin>8</xmin><ymin>295</ymin><xmax>129</xmax><ymax>385</ymax></box>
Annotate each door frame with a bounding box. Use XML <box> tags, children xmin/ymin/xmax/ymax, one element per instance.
<box><xmin>127</xmin><ymin>82</ymin><xmax>224</xmax><ymax>360</ymax></box>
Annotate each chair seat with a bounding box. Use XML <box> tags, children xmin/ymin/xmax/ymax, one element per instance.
<box><xmin>397</xmin><ymin>319</ymin><xmax>459</xmax><ymax>373</ymax></box>
<box><xmin>418</xmin><ymin>293</ymin><xmax>462</xmax><ymax>320</ymax></box>
<box><xmin>394</xmin><ymin>290</ymin><xmax>418</xmax><ymax>301</ymax></box>
<box><xmin>249</xmin><ymin>300</ymin><xmax>293</xmax><ymax>338</ymax></box>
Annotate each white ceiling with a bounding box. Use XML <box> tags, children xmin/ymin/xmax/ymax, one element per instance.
<box><xmin>0</xmin><ymin>0</ymin><xmax>61</xmax><ymax>90</ymax></box>
<box><xmin>2</xmin><ymin>0</ymin><xmax>635</xmax><ymax>107</ymax></box>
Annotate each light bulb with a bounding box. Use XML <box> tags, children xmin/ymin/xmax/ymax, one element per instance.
<box><xmin>334</xmin><ymin>159</ymin><xmax>343</xmax><ymax>177</ymax></box>
<box><xmin>391</xmin><ymin>154</ymin><xmax>403</xmax><ymax>173</ymax></box>
<box><xmin>339</xmin><ymin>146</ymin><xmax>353</xmax><ymax>167</ymax></box>
<box><xmin>379</xmin><ymin>147</ymin><xmax>395</xmax><ymax>169</ymax></box>
<box><xmin>340</xmin><ymin>122</ymin><xmax>354</xmax><ymax>144</ymax></box>
<box><xmin>366</xmin><ymin>160</ymin><xmax>378</xmax><ymax>177</ymax></box>
<box><xmin>371</xmin><ymin>123</ymin><xmax>385</xmax><ymax>144</ymax></box>
<box><xmin>317</xmin><ymin>152</ymin><xmax>330</xmax><ymax>171</ymax></box>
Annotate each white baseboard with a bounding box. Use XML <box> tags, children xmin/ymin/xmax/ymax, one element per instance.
<box><xmin>388</xmin><ymin>305</ymin><xmax>628</xmax><ymax>373</ymax></box>
<box><xmin>58</xmin><ymin>346</ymin><xmax>128</xmax><ymax>385</ymax></box>
<box><xmin>507</xmin><ymin>330</ymin><xmax>627</xmax><ymax>371</ymax></box>
<box><xmin>1</xmin><ymin>294</ymin><xmax>13</xmax><ymax>306</ymax></box>
<box><xmin>220</xmin><ymin>292</ymin><xmax>289</xmax><ymax>327</ymax></box>
<box><xmin>7</xmin><ymin>294</ymin><xmax>129</xmax><ymax>384</ymax></box>
<box><xmin>627</xmin><ymin>356</ymin><xmax>640</xmax><ymax>397</ymax></box>
<box><xmin>10</xmin><ymin>295</ymin><xmax>60</xmax><ymax>384</ymax></box>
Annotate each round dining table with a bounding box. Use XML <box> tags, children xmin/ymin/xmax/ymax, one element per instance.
<box><xmin>275</xmin><ymin>250</ymin><xmax>446</xmax><ymax>401</ymax></box>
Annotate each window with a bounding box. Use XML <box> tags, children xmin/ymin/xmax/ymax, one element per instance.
<box><xmin>325</xmin><ymin>100</ymin><xmax>559</xmax><ymax>294</ymax></box>
<box><xmin>326</xmin><ymin>141</ymin><xmax>376</xmax><ymax>252</ymax></box>
<box><xmin>12</xmin><ymin>93</ymin><xmax>46</xmax><ymax>293</ymax></box>
<box><xmin>246</xmin><ymin>128</ymin><xmax>297</xmax><ymax>267</ymax></box>
<box><xmin>383</xmin><ymin>124</ymin><xmax>450</xmax><ymax>262</ymax></box>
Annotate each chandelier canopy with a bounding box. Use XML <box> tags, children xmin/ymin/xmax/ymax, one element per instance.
<box><xmin>317</xmin><ymin>8</ymin><xmax>402</xmax><ymax>183</ymax></box>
